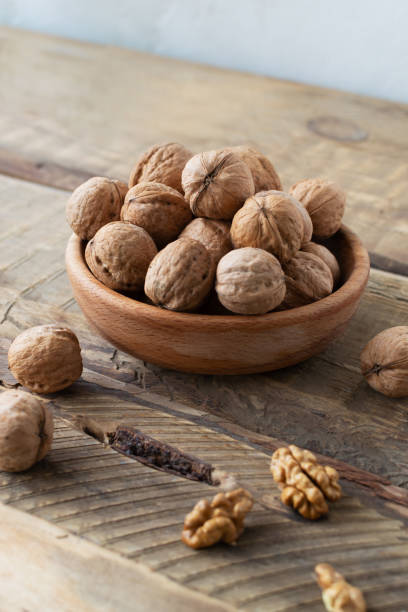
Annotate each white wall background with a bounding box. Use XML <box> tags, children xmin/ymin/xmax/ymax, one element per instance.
<box><xmin>1</xmin><ymin>0</ymin><xmax>408</xmax><ymax>103</ymax></box>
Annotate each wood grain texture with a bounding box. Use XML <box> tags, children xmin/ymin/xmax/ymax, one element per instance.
<box><xmin>65</xmin><ymin>229</ymin><xmax>369</xmax><ymax>374</ymax></box>
<box><xmin>0</xmin><ymin>27</ymin><xmax>407</xmax><ymax>272</ymax></box>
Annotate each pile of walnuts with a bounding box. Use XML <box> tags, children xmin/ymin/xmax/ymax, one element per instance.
<box><xmin>67</xmin><ymin>142</ymin><xmax>345</xmax><ymax>315</ymax></box>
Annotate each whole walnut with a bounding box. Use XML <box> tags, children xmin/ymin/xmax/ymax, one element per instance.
<box><xmin>144</xmin><ymin>238</ymin><xmax>214</xmax><ymax>312</ymax></box>
<box><xmin>282</xmin><ymin>251</ymin><xmax>333</xmax><ymax>309</ymax></box>
<box><xmin>360</xmin><ymin>326</ymin><xmax>408</xmax><ymax>398</ymax></box>
<box><xmin>66</xmin><ymin>177</ymin><xmax>128</xmax><ymax>240</ymax></box>
<box><xmin>128</xmin><ymin>143</ymin><xmax>192</xmax><ymax>193</ymax></box>
<box><xmin>290</xmin><ymin>178</ymin><xmax>346</xmax><ymax>238</ymax></box>
<box><xmin>182</xmin><ymin>150</ymin><xmax>254</xmax><ymax>220</ymax></box>
<box><xmin>226</xmin><ymin>145</ymin><xmax>282</xmax><ymax>192</ymax></box>
<box><xmin>302</xmin><ymin>242</ymin><xmax>341</xmax><ymax>286</ymax></box>
<box><xmin>216</xmin><ymin>247</ymin><xmax>286</xmax><ymax>315</ymax></box>
<box><xmin>230</xmin><ymin>191</ymin><xmax>305</xmax><ymax>263</ymax></box>
<box><xmin>180</xmin><ymin>218</ymin><xmax>231</xmax><ymax>266</ymax></box>
<box><xmin>85</xmin><ymin>221</ymin><xmax>157</xmax><ymax>292</ymax></box>
<box><xmin>8</xmin><ymin>325</ymin><xmax>82</xmax><ymax>394</ymax></box>
<box><xmin>0</xmin><ymin>390</ymin><xmax>54</xmax><ymax>472</ymax></box>
<box><xmin>121</xmin><ymin>182</ymin><xmax>192</xmax><ymax>248</ymax></box>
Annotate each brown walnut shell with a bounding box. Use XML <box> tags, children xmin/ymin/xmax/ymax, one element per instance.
<box><xmin>182</xmin><ymin>150</ymin><xmax>254</xmax><ymax>220</ymax></box>
<box><xmin>360</xmin><ymin>326</ymin><xmax>408</xmax><ymax>398</ymax></box>
<box><xmin>290</xmin><ymin>178</ymin><xmax>346</xmax><ymax>238</ymax></box>
<box><xmin>121</xmin><ymin>182</ymin><xmax>192</xmax><ymax>248</ymax></box>
<box><xmin>66</xmin><ymin>177</ymin><xmax>128</xmax><ymax>240</ymax></box>
<box><xmin>128</xmin><ymin>143</ymin><xmax>192</xmax><ymax>193</ymax></box>
<box><xmin>0</xmin><ymin>390</ymin><xmax>54</xmax><ymax>472</ymax></box>
<box><xmin>8</xmin><ymin>325</ymin><xmax>83</xmax><ymax>394</ymax></box>
<box><xmin>282</xmin><ymin>251</ymin><xmax>333</xmax><ymax>309</ymax></box>
<box><xmin>216</xmin><ymin>247</ymin><xmax>286</xmax><ymax>315</ymax></box>
<box><xmin>180</xmin><ymin>218</ymin><xmax>231</xmax><ymax>266</ymax></box>
<box><xmin>302</xmin><ymin>242</ymin><xmax>341</xmax><ymax>286</ymax></box>
<box><xmin>230</xmin><ymin>191</ymin><xmax>305</xmax><ymax>263</ymax></box>
<box><xmin>144</xmin><ymin>238</ymin><xmax>214</xmax><ymax>312</ymax></box>
<box><xmin>86</xmin><ymin>221</ymin><xmax>157</xmax><ymax>292</ymax></box>
<box><xmin>227</xmin><ymin>145</ymin><xmax>282</xmax><ymax>192</ymax></box>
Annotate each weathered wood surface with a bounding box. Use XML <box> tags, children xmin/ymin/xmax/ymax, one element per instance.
<box><xmin>0</xmin><ymin>26</ymin><xmax>408</xmax><ymax>274</ymax></box>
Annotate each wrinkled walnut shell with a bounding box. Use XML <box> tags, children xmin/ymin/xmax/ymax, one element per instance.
<box><xmin>360</xmin><ymin>326</ymin><xmax>408</xmax><ymax>398</ymax></box>
<box><xmin>281</xmin><ymin>251</ymin><xmax>333</xmax><ymax>309</ymax></box>
<box><xmin>226</xmin><ymin>145</ymin><xmax>282</xmax><ymax>192</ymax></box>
<box><xmin>128</xmin><ymin>143</ymin><xmax>192</xmax><ymax>193</ymax></box>
<box><xmin>144</xmin><ymin>238</ymin><xmax>214</xmax><ymax>312</ymax></box>
<box><xmin>216</xmin><ymin>247</ymin><xmax>286</xmax><ymax>315</ymax></box>
<box><xmin>230</xmin><ymin>191</ymin><xmax>305</xmax><ymax>263</ymax></box>
<box><xmin>66</xmin><ymin>177</ymin><xmax>128</xmax><ymax>240</ymax></box>
<box><xmin>290</xmin><ymin>178</ymin><xmax>346</xmax><ymax>238</ymax></box>
<box><xmin>86</xmin><ymin>221</ymin><xmax>157</xmax><ymax>292</ymax></box>
<box><xmin>8</xmin><ymin>325</ymin><xmax>82</xmax><ymax>394</ymax></box>
<box><xmin>180</xmin><ymin>218</ymin><xmax>231</xmax><ymax>266</ymax></box>
<box><xmin>302</xmin><ymin>242</ymin><xmax>341</xmax><ymax>286</ymax></box>
<box><xmin>0</xmin><ymin>390</ymin><xmax>54</xmax><ymax>472</ymax></box>
<box><xmin>121</xmin><ymin>182</ymin><xmax>192</xmax><ymax>248</ymax></box>
<box><xmin>182</xmin><ymin>150</ymin><xmax>254</xmax><ymax>220</ymax></box>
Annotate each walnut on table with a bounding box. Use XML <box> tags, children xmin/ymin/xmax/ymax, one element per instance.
<box><xmin>315</xmin><ymin>563</ymin><xmax>366</xmax><ymax>612</ymax></box>
<box><xmin>270</xmin><ymin>445</ymin><xmax>341</xmax><ymax>519</ymax></box>
<box><xmin>182</xmin><ymin>488</ymin><xmax>253</xmax><ymax>549</ymax></box>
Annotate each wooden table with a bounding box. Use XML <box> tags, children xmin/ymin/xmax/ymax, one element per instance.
<box><xmin>0</xmin><ymin>26</ymin><xmax>408</xmax><ymax>611</ymax></box>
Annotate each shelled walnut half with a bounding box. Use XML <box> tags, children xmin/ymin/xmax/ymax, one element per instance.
<box><xmin>270</xmin><ymin>445</ymin><xmax>341</xmax><ymax>519</ymax></box>
<box><xmin>182</xmin><ymin>488</ymin><xmax>253</xmax><ymax>549</ymax></box>
<box><xmin>315</xmin><ymin>563</ymin><xmax>366</xmax><ymax>612</ymax></box>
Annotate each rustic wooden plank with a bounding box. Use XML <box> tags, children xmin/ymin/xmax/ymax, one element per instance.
<box><xmin>0</xmin><ymin>27</ymin><xmax>407</xmax><ymax>271</ymax></box>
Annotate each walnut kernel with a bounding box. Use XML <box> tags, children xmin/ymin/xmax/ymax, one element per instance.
<box><xmin>182</xmin><ymin>150</ymin><xmax>254</xmax><ymax>220</ymax></box>
<box><xmin>315</xmin><ymin>563</ymin><xmax>366</xmax><ymax>612</ymax></box>
<box><xmin>121</xmin><ymin>182</ymin><xmax>192</xmax><ymax>248</ymax></box>
<box><xmin>8</xmin><ymin>325</ymin><xmax>82</xmax><ymax>394</ymax></box>
<box><xmin>128</xmin><ymin>142</ymin><xmax>192</xmax><ymax>193</ymax></box>
<box><xmin>180</xmin><ymin>218</ymin><xmax>231</xmax><ymax>266</ymax></box>
<box><xmin>226</xmin><ymin>145</ymin><xmax>282</xmax><ymax>192</ymax></box>
<box><xmin>182</xmin><ymin>488</ymin><xmax>253</xmax><ymax>549</ymax></box>
<box><xmin>144</xmin><ymin>238</ymin><xmax>214</xmax><ymax>312</ymax></box>
<box><xmin>270</xmin><ymin>445</ymin><xmax>341</xmax><ymax>519</ymax></box>
<box><xmin>290</xmin><ymin>178</ymin><xmax>346</xmax><ymax>238</ymax></box>
<box><xmin>66</xmin><ymin>177</ymin><xmax>128</xmax><ymax>240</ymax></box>
<box><xmin>0</xmin><ymin>390</ymin><xmax>54</xmax><ymax>472</ymax></box>
<box><xmin>360</xmin><ymin>326</ymin><xmax>408</xmax><ymax>398</ymax></box>
<box><xmin>216</xmin><ymin>247</ymin><xmax>286</xmax><ymax>315</ymax></box>
<box><xmin>85</xmin><ymin>221</ymin><xmax>157</xmax><ymax>292</ymax></box>
<box><xmin>230</xmin><ymin>191</ymin><xmax>305</xmax><ymax>263</ymax></box>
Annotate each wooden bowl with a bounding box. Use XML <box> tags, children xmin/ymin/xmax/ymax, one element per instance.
<box><xmin>66</xmin><ymin>225</ymin><xmax>369</xmax><ymax>375</ymax></box>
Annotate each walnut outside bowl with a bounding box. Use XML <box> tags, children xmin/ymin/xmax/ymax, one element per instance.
<box><xmin>66</xmin><ymin>225</ymin><xmax>369</xmax><ymax>375</ymax></box>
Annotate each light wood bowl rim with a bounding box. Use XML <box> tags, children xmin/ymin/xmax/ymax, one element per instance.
<box><xmin>66</xmin><ymin>225</ymin><xmax>370</xmax><ymax>331</ymax></box>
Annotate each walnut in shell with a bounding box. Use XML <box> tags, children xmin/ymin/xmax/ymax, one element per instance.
<box><xmin>182</xmin><ymin>488</ymin><xmax>253</xmax><ymax>549</ymax></box>
<box><xmin>128</xmin><ymin>143</ymin><xmax>192</xmax><ymax>193</ymax></box>
<box><xmin>8</xmin><ymin>325</ymin><xmax>82</xmax><ymax>394</ymax></box>
<box><xmin>271</xmin><ymin>445</ymin><xmax>341</xmax><ymax>520</ymax></box>
<box><xmin>216</xmin><ymin>247</ymin><xmax>286</xmax><ymax>315</ymax></box>
<box><xmin>121</xmin><ymin>182</ymin><xmax>192</xmax><ymax>248</ymax></box>
<box><xmin>290</xmin><ymin>178</ymin><xmax>346</xmax><ymax>238</ymax></box>
<box><xmin>302</xmin><ymin>242</ymin><xmax>341</xmax><ymax>286</ymax></box>
<box><xmin>230</xmin><ymin>191</ymin><xmax>305</xmax><ymax>263</ymax></box>
<box><xmin>85</xmin><ymin>221</ymin><xmax>157</xmax><ymax>292</ymax></box>
<box><xmin>0</xmin><ymin>390</ymin><xmax>53</xmax><ymax>472</ymax></box>
<box><xmin>144</xmin><ymin>238</ymin><xmax>214</xmax><ymax>312</ymax></box>
<box><xmin>180</xmin><ymin>218</ymin><xmax>231</xmax><ymax>266</ymax></box>
<box><xmin>66</xmin><ymin>177</ymin><xmax>128</xmax><ymax>240</ymax></box>
<box><xmin>281</xmin><ymin>251</ymin><xmax>333</xmax><ymax>309</ymax></box>
<box><xmin>360</xmin><ymin>326</ymin><xmax>408</xmax><ymax>398</ymax></box>
<box><xmin>315</xmin><ymin>563</ymin><xmax>366</xmax><ymax>612</ymax></box>
<box><xmin>182</xmin><ymin>150</ymin><xmax>254</xmax><ymax>220</ymax></box>
<box><xmin>226</xmin><ymin>145</ymin><xmax>282</xmax><ymax>192</ymax></box>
